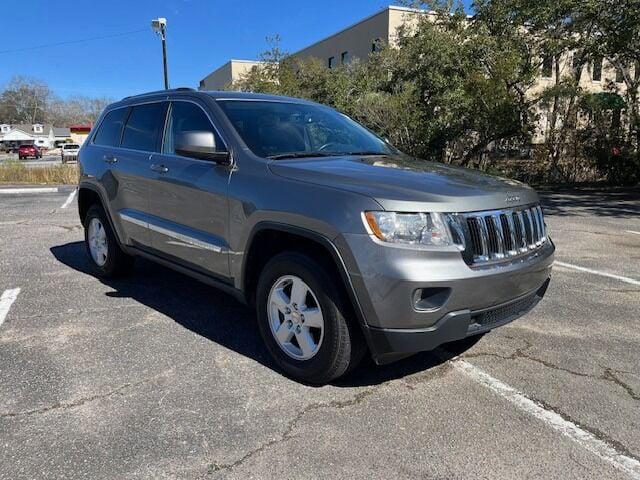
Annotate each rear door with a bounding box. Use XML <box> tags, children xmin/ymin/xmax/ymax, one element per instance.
<box><xmin>146</xmin><ymin>99</ymin><xmax>231</xmax><ymax>278</ymax></box>
<box><xmin>100</xmin><ymin>101</ymin><xmax>167</xmax><ymax>248</ymax></box>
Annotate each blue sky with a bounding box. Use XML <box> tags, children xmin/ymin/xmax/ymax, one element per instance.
<box><xmin>1</xmin><ymin>0</ymin><xmax>470</xmax><ymax>100</ymax></box>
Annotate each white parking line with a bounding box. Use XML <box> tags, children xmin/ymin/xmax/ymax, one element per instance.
<box><xmin>60</xmin><ymin>189</ymin><xmax>77</xmax><ymax>209</ymax></box>
<box><xmin>0</xmin><ymin>288</ymin><xmax>20</xmax><ymax>328</ymax></box>
<box><xmin>626</xmin><ymin>230</ymin><xmax>640</xmax><ymax>236</ymax></box>
<box><xmin>0</xmin><ymin>187</ymin><xmax>59</xmax><ymax>195</ymax></box>
<box><xmin>452</xmin><ymin>359</ymin><xmax>640</xmax><ymax>479</ymax></box>
<box><xmin>554</xmin><ymin>261</ymin><xmax>640</xmax><ymax>286</ymax></box>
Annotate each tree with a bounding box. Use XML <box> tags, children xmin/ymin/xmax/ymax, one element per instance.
<box><xmin>0</xmin><ymin>76</ymin><xmax>111</xmax><ymax>126</ymax></box>
<box><xmin>0</xmin><ymin>76</ymin><xmax>51</xmax><ymax>123</ymax></box>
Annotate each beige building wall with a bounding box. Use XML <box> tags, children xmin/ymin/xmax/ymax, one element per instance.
<box><xmin>530</xmin><ymin>53</ymin><xmax>633</xmax><ymax>142</ymax></box>
<box><xmin>199</xmin><ymin>60</ymin><xmax>264</xmax><ymax>90</ymax></box>
<box><xmin>291</xmin><ymin>6</ymin><xmax>425</xmax><ymax>67</ymax></box>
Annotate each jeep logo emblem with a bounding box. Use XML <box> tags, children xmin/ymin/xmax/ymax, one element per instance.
<box><xmin>505</xmin><ymin>195</ymin><xmax>520</xmax><ymax>203</ymax></box>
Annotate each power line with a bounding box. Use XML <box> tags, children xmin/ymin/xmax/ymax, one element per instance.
<box><xmin>0</xmin><ymin>28</ymin><xmax>148</xmax><ymax>55</ymax></box>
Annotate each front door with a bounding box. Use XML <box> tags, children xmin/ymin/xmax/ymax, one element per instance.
<box><xmin>146</xmin><ymin>99</ymin><xmax>231</xmax><ymax>279</ymax></box>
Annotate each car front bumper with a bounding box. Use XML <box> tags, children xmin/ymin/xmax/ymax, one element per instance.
<box><xmin>335</xmin><ymin>233</ymin><xmax>554</xmax><ymax>363</ymax></box>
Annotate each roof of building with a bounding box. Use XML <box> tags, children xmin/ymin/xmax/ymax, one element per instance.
<box><xmin>53</xmin><ymin>127</ymin><xmax>71</xmax><ymax>137</ymax></box>
<box><xmin>8</xmin><ymin>124</ymin><xmax>53</xmax><ymax>137</ymax></box>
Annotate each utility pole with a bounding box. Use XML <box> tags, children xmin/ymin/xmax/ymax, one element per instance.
<box><xmin>151</xmin><ymin>18</ymin><xmax>169</xmax><ymax>89</ymax></box>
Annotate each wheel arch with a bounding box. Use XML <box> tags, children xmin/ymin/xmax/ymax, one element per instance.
<box><xmin>241</xmin><ymin>222</ymin><xmax>371</xmax><ymax>338</ymax></box>
<box><xmin>77</xmin><ymin>183</ymin><xmax>124</xmax><ymax>246</ymax></box>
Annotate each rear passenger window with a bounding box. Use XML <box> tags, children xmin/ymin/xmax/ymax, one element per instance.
<box><xmin>163</xmin><ymin>101</ymin><xmax>225</xmax><ymax>154</ymax></box>
<box><xmin>121</xmin><ymin>102</ymin><xmax>166</xmax><ymax>152</ymax></box>
<box><xmin>93</xmin><ymin>108</ymin><xmax>128</xmax><ymax>147</ymax></box>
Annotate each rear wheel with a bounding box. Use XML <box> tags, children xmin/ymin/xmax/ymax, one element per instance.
<box><xmin>83</xmin><ymin>204</ymin><xmax>134</xmax><ymax>278</ymax></box>
<box><xmin>256</xmin><ymin>252</ymin><xmax>365</xmax><ymax>384</ymax></box>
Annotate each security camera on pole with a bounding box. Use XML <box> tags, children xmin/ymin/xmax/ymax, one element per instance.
<box><xmin>151</xmin><ymin>18</ymin><xmax>169</xmax><ymax>89</ymax></box>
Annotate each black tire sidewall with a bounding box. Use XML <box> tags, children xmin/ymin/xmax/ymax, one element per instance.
<box><xmin>256</xmin><ymin>252</ymin><xmax>352</xmax><ymax>384</ymax></box>
<box><xmin>83</xmin><ymin>204</ymin><xmax>126</xmax><ymax>277</ymax></box>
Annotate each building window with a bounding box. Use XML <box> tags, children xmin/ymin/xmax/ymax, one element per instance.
<box><xmin>33</xmin><ymin>124</ymin><xmax>43</xmax><ymax>133</ymax></box>
<box><xmin>541</xmin><ymin>54</ymin><xmax>553</xmax><ymax>78</ymax></box>
<box><xmin>371</xmin><ymin>38</ymin><xmax>382</xmax><ymax>53</ymax></box>
<box><xmin>616</xmin><ymin>66</ymin><xmax>624</xmax><ymax>83</ymax></box>
<box><xmin>0</xmin><ymin>125</ymin><xmax>9</xmax><ymax>133</ymax></box>
<box><xmin>341</xmin><ymin>51</ymin><xmax>349</xmax><ymax>65</ymax></box>
<box><xmin>592</xmin><ymin>57</ymin><xmax>603</xmax><ymax>81</ymax></box>
<box><xmin>328</xmin><ymin>56</ymin><xmax>335</xmax><ymax>69</ymax></box>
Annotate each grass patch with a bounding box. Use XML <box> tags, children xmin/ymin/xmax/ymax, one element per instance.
<box><xmin>0</xmin><ymin>160</ymin><xmax>78</xmax><ymax>185</ymax></box>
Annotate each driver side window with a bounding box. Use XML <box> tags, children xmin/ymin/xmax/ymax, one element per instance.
<box><xmin>163</xmin><ymin>101</ymin><xmax>225</xmax><ymax>155</ymax></box>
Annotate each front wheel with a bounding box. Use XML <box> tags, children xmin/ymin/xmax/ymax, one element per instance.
<box><xmin>256</xmin><ymin>252</ymin><xmax>365</xmax><ymax>384</ymax></box>
<box><xmin>83</xmin><ymin>204</ymin><xmax>135</xmax><ymax>278</ymax></box>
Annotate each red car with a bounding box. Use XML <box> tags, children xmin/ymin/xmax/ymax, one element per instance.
<box><xmin>18</xmin><ymin>144</ymin><xmax>42</xmax><ymax>160</ymax></box>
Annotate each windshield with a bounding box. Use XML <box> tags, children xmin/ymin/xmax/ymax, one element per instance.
<box><xmin>216</xmin><ymin>100</ymin><xmax>395</xmax><ymax>159</ymax></box>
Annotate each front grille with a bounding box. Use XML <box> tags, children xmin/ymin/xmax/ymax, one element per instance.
<box><xmin>462</xmin><ymin>204</ymin><xmax>547</xmax><ymax>266</ymax></box>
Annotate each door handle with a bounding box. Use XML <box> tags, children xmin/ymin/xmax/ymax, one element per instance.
<box><xmin>150</xmin><ymin>164</ymin><xmax>169</xmax><ymax>173</ymax></box>
<box><xmin>103</xmin><ymin>155</ymin><xmax>118</xmax><ymax>164</ymax></box>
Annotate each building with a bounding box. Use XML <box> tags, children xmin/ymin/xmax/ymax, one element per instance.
<box><xmin>69</xmin><ymin>123</ymin><xmax>92</xmax><ymax>145</ymax></box>
<box><xmin>53</xmin><ymin>127</ymin><xmax>72</xmax><ymax>147</ymax></box>
<box><xmin>0</xmin><ymin>123</ymin><xmax>56</xmax><ymax>150</ymax></box>
<box><xmin>199</xmin><ymin>59</ymin><xmax>267</xmax><ymax>91</ymax></box>
<box><xmin>198</xmin><ymin>5</ymin><xmax>636</xmax><ymax>142</ymax></box>
<box><xmin>198</xmin><ymin>6</ymin><xmax>420</xmax><ymax>90</ymax></box>
<box><xmin>290</xmin><ymin>6</ymin><xmax>421</xmax><ymax>67</ymax></box>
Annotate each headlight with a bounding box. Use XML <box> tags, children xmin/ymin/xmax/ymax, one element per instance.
<box><xmin>363</xmin><ymin>211</ymin><xmax>460</xmax><ymax>248</ymax></box>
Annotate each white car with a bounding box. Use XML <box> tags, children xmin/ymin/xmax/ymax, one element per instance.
<box><xmin>61</xmin><ymin>143</ymin><xmax>80</xmax><ymax>163</ymax></box>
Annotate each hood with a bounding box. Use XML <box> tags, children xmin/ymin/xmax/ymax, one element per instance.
<box><xmin>269</xmin><ymin>154</ymin><xmax>539</xmax><ymax>213</ymax></box>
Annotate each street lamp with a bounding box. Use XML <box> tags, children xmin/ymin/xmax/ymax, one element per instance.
<box><xmin>151</xmin><ymin>17</ymin><xmax>169</xmax><ymax>89</ymax></box>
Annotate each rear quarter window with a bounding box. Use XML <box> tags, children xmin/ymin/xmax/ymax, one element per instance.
<box><xmin>93</xmin><ymin>108</ymin><xmax>128</xmax><ymax>147</ymax></box>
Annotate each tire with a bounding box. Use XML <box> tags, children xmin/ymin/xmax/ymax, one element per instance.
<box><xmin>83</xmin><ymin>204</ymin><xmax>135</xmax><ymax>278</ymax></box>
<box><xmin>256</xmin><ymin>251</ymin><xmax>365</xmax><ymax>384</ymax></box>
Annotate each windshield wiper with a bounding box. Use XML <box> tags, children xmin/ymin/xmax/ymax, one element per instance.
<box><xmin>267</xmin><ymin>152</ymin><xmax>339</xmax><ymax>160</ymax></box>
<box><xmin>343</xmin><ymin>151</ymin><xmax>386</xmax><ymax>156</ymax></box>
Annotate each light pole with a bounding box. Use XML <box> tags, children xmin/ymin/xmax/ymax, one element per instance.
<box><xmin>151</xmin><ymin>18</ymin><xmax>169</xmax><ymax>89</ymax></box>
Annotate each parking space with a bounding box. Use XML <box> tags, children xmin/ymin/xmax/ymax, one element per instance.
<box><xmin>0</xmin><ymin>187</ymin><xmax>638</xmax><ymax>479</ymax></box>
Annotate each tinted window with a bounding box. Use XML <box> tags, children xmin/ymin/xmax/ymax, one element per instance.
<box><xmin>217</xmin><ymin>100</ymin><xmax>394</xmax><ymax>158</ymax></box>
<box><xmin>121</xmin><ymin>102</ymin><xmax>166</xmax><ymax>152</ymax></box>
<box><xmin>593</xmin><ymin>57</ymin><xmax>603</xmax><ymax>81</ymax></box>
<box><xmin>93</xmin><ymin>108</ymin><xmax>127</xmax><ymax>146</ymax></box>
<box><xmin>163</xmin><ymin>101</ymin><xmax>225</xmax><ymax>154</ymax></box>
<box><xmin>542</xmin><ymin>54</ymin><xmax>553</xmax><ymax>78</ymax></box>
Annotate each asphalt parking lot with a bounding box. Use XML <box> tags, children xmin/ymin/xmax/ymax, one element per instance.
<box><xmin>0</xmin><ymin>186</ymin><xmax>638</xmax><ymax>479</ymax></box>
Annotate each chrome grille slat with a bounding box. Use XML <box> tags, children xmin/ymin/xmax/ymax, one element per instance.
<box><xmin>524</xmin><ymin>208</ymin><xmax>536</xmax><ymax>249</ymax></box>
<box><xmin>463</xmin><ymin>204</ymin><xmax>547</xmax><ymax>266</ymax></box>
<box><xmin>477</xmin><ymin>216</ymin><xmax>490</xmax><ymax>261</ymax></box>
<box><xmin>491</xmin><ymin>215</ymin><xmax>506</xmax><ymax>258</ymax></box>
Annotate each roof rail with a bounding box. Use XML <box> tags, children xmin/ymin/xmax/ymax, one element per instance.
<box><xmin>121</xmin><ymin>87</ymin><xmax>196</xmax><ymax>101</ymax></box>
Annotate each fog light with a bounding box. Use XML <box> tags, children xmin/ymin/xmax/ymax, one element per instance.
<box><xmin>412</xmin><ymin>287</ymin><xmax>451</xmax><ymax>311</ymax></box>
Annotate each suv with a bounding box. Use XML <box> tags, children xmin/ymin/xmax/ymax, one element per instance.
<box><xmin>18</xmin><ymin>144</ymin><xmax>42</xmax><ymax>159</ymax></box>
<box><xmin>61</xmin><ymin>143</ymin><xmax>81</xmax><ymax>163</ymax></box>
<box><xmin>77</xmin><ymin>89</ymin><xmax>554</xmax><ymax>384</ymax></box>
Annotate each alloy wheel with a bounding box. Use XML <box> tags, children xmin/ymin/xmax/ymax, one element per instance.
<box><xmin>267</xmin><ymin>275</ymin><xmax>325</xmax><ymax>360</ymax></box>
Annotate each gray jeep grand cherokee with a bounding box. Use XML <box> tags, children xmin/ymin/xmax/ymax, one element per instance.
<box><xmin>78</xmin><ymin>88</ymin><xmax>554</xmax><ymax>384</ymax></box>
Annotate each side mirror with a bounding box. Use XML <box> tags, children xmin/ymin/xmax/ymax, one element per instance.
<box><xmin>174</xmin><ymin>131</ymin><xmax>231</xmax><ymax>165</ymax></box>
